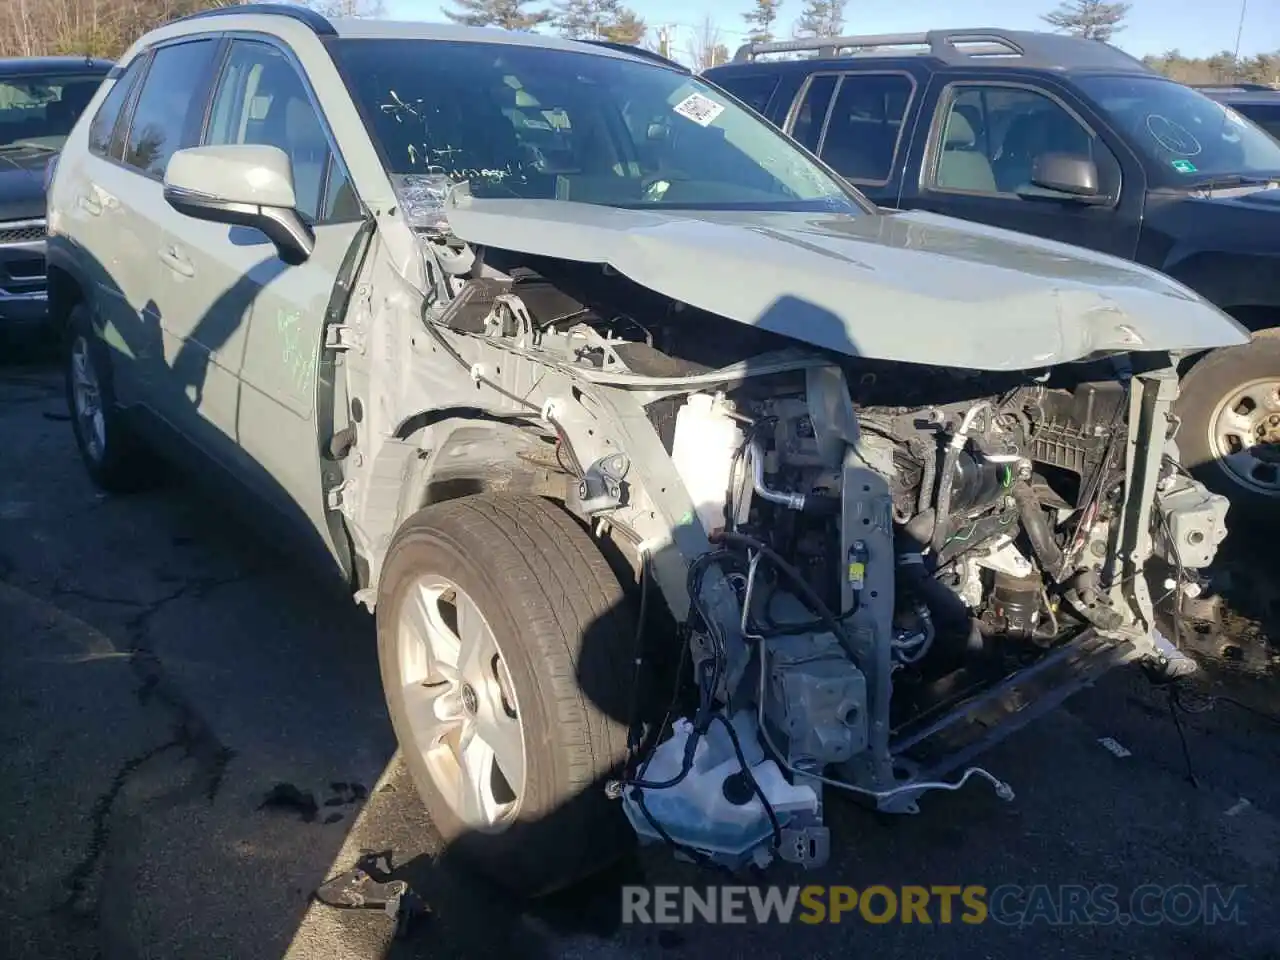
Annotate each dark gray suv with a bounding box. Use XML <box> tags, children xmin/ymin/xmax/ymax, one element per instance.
<box><xmin>0</xmin><ymin>57</ymin><xmax>110</xmax><ymax>331</ymax></box>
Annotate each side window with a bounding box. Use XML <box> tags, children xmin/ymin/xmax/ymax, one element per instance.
<box><xmin>818</xmin><ymin>73</ymin><xmax>914</xmax><ymax>183</ymax></box>
<box><xmin>87</xmin><ymin>59</ymin><xmax>143</xmax><ymax>157</ymax></box>
<box><xmin>790</xmin><ymin>75</ymin><xmax>837</xmax><ymax>153</ymax></box>
<box><xmin>124</xmin><ymin>39</ymin><xmax>219</xmax><ymax>177</ymax></box>
<box><xmin>930</xmin><ymin>85</ymin><xmax>1121</xmax><ymax>200</ymax></box>
<box><xmin>205</xmin><ymin>40</ymin><xmax>352</xmax><ymax>223</ymax></box>
<box><xmin>714</xmin><ymin>74</ymin><xmax>781</xmax><ymax>117</ymax></box>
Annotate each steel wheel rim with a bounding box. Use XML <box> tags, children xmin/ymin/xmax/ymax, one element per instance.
<box><xmin>1208</xmin><ymin>376</ymin><xmax>1280</xmax><ymax>496</ymax></box>
<box><xmin>70</xmin><ymin>335</ymin><xmax>105</xmax><ymax>463</ymax></box>
<box><xmin>396</xmin><ymin>573</ymin><xmax>526</xmax><ymax>832</ymax></box>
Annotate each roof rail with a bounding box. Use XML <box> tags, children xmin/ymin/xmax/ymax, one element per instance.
<box><xmin>577</xmin><ymin>39</ymin><xmax>690</xmax><ymax>72</ymax></box>
<box><xmin>1191</xmin><ymin>82</ymin><xmax>1275</xmax><ymax>92</ymax></box>
<box><xmin>172</xmin><ymin>2</ymin><xmax>336</xmax><ymax>35</ymax></box>
<box><xmin>730</xmin><ymin>27</ymin><xmax>1151</xmax><ymax>73</ymax></box>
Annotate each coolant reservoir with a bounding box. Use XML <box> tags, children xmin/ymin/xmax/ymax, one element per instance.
<box><xmin>670</xmin><ymin>393</ymin><xmax>743</xmax><ymax>536</ymax></box>
<box><xmin>622</xmin><ymin>712</ymin><xmax>819</xmax><ymax>867</ymax></box>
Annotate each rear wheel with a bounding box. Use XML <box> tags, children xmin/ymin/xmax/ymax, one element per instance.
<box><xmin>1176</xmin><ymin>332</ymin><xmax>1280</xmax><ymax>521</ymax></box>
<box><xmin>375</xmin><ymin>494</ymin><xmax>636</xmax><ymax>896</ymax></box>
<box><xmin>64</xmin><ymin>304</ymin><xmax>150</xmax><ymax>493</ymax></box>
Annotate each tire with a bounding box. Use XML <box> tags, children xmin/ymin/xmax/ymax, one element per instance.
<box><xmin>375</xmin><ymin>493</ymin><xmax>636</xmax><ymax>896</ymax></box>
<box><xmin>1175</xmin><ymin>330</ymin><xmax>1280</xmax><ymax>521</ymax></box>
<box><xmin>63</xmin><ymin>303</ymin><xmax>150</xmax><ymax>493</ymax></box>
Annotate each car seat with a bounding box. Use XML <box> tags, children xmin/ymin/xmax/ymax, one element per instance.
<box><xmin>936</xmin><ymin>110</ymin><xmax>996</xmax><ymax>192</ymax></box>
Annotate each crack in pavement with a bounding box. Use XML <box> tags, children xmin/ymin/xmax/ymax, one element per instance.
<box><xmin>50</xmin><ymin>572</ymin><xmax>252</xmax><ymax>931</ymax></box>
<box><xmin>57</xmin><ymin>739</ymin><xmax>183</xmax><ymax>920</ymax></box>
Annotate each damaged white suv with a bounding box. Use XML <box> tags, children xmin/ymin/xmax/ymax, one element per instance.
<box><xmin>47</xmin><ymin>6</ymin><xmax>1243</xmax><ymax>895</ymax></box>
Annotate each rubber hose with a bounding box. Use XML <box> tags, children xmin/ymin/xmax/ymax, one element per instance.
<box><xmin>1011</xmin><ymin>481</ymin><xmax>1065</xmax><ymax>580</ymax></box>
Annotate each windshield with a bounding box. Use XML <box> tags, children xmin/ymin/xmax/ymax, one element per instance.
<box><xmin>0</xmin><ymin>73</ymin><xmax>105</xmax><ymax>150</ymax></box>
<box><xmin>1076</xmin><ymin>75</ymin><xmax>1280</xmax><ymax>186</ymax></box>
<box><xmin>329</xmin><ymin>39</ymin><xmax>863</xmax><ymax>214</ymax></box>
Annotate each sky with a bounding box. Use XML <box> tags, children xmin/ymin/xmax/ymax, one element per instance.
<box><xmin>383</xmin><ymin>0</ymin><xmax>1278</xmax><ymax>67</ymax></box>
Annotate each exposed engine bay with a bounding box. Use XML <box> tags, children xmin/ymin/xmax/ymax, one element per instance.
<box><xmin>413</xmin><ymin>241</ymin><xmax>1231</xmax><ymax>872</ymax></box>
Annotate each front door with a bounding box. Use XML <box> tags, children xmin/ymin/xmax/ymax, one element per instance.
<box><xmin>901</xmin><ymin>77</ymin><xmax>1143</xmax><ymax>261</ymax></box>
<box><xmin>161</xmin><ymin>37</ymin><xmax>366</xmax><ymax>570</ymax></box>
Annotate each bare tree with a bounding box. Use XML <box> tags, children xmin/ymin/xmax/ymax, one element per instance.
<box><xmin>304</xmin><ymin>0</ymin><xmax>386</xmax><ymax>17</ymax></box>
<box><xmin>687</xmin><ymin>15</ymin><xmax>729</xmax><ymax>72</ymax></box>
<box><xmin>0</xmin><ymin>0</ymin><xmax>239</xmax><ymax>59</ymax></box>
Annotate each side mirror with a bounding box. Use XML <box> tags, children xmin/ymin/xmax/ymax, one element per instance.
<box><xmin>1021</xmin><ymin>152</ymin><xmax>1108</xmax><ymax>204</ymax></box>
<box><xmin>163</xmin><ymin>145</ymin><xmax>314</xmax><ymax>265</ymax></box>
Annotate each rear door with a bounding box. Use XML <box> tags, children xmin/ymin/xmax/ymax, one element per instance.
<box><xmin>169</xmin><ymin>35</ymin><xmax>366</xmax><ymax>566</ymax></box>
<box><xmin>898</xmin><ymin>74</ymin><xmax>1144</xmax><ymax>260</ymax></box>
<box><xmin>782</xmin><ymin>69</ymin><xmax>920</xmax><ymax>207</ymax></box>
<box><xmin>59</xmin><ymin>53</ymin><xmax>150</xmax><ymax>404</ymax></box>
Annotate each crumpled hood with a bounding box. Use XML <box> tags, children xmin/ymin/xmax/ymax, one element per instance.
<box><xmin>442</xmin><ymin>195</ymin><xmax>1249</xmax><ymax>371</ymax></box>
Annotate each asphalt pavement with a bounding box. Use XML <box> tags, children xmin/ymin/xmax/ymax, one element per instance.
<box><xmin>2</xmin><ymin>355</ymin><xmax>1279</xmax><ymax>960</ymax></box>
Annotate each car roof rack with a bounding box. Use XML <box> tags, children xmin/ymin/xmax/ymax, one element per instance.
<box><xmin>173</xmin><ymin>2</ymin><xmax>336</xmax><ymax>36</ymax></box>
<box><xmin>578</xmin><ymin>39</ymin><xmax>690</xmax><ymax>72</ymax></box>
<box><xmin>730</xmin><ymin>28</ymin><xmax>1151</xmax><ymax>73</ymax></box>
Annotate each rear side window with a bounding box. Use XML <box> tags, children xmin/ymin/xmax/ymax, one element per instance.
<box><xmin>791</xmin><ymin>75</ymin><xmax>837</xmax><ymax>152</ymax></box>
<box><xmin>818</xmin><ymin>73</ymin><xmax>914</xmax><ymax>183</ymax></box>
<box><xmin>88</xmin><ymin>60</ymin><xmax>144</xmax><ymax>158</ymax></box>
<box><xmin>713</xmin><ymin>73</ymin><xmax>781</xmax><ymax>117</ymax></box>
<box><xmin>1233</xmin><ymin>102</ymin><xmax>1280</xmax><ymax>141</ymax></box>
<box><xmin>124</xmin><ymin>39</ymin><xmax>219</xmax><ymax>177</ymax></box>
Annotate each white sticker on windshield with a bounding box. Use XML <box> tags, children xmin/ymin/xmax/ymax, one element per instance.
<box><xmin>672</xmin><ymin>93</ymin><xmax>725</xmax><ymax>127</ymax></box>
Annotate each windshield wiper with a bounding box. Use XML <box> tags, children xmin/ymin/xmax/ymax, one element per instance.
<box><xmin>0</xmin><ymin>141</ymin><xmax>57</xmax><ymax>154</ymax></box>
<box><xmin>1185</xmin><ymin>173</ymin><xmax>1279</xmax><ymax>191</ymax></box>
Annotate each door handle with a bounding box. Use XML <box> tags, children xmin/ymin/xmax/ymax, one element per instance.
<box><xmin>78</xmin><ymin>193</ymin><xmax>102</xmax><ymax>216</ymax></box>
<box><xmin>158</xmin><ymin>246</ymin><xmax>195</xmax><ymax>278</ymax></box>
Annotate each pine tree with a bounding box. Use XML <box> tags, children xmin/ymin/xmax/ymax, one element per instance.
<box><xmin>742</xmin><ymin>0</ymin><xmax>780</xmax><ymax>45</ymax></box>
<box><xmin>554</xmin><ymin>0</ymin><xmax>643</xmax><ymax>43</ymax></box>
<box><xmin>442</xmin><ymin>0</ymin><xmax>553</xmax><ymax>30</ymax></box>
<box><xmin>1041</xmin><ymin>0</ymin><xmax>1131</xmax><ymax>42</ymax></box>
<box><xmin>794</xmin><ymin>0</ymin><xmax>844</xmax><ymax>39</ymax></box>
<box><xmin>602</xmin><ymin>8</ymin><xmax>646</xmax><ymax>45</ymax></box>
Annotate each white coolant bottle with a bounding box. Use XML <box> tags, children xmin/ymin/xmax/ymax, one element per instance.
<box><xmin>622</xmin><ymin>712</ymin><xmax>819</xmax><ymax>866</ymax></box>
<box><xmin>670</xmin><ymin>392</ymin><xmax>743</xmax><ymax>535</ymax></box>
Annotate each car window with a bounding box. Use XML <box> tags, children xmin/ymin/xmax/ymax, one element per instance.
<box><xmin>791</xmin><ymin>75</ymin><xmax>837</xmax><ymax>153</ymax></box>
<box><xmin>1078</xmin><ymin>76</ymin><xmax>1280</xmax><ymax>186</ymax></box>
<box><xmin>711</xmin><ymin>73</ymin><xmax>781</xmax><ymax>116</ymax></box>
<box><xmin>818</xmin><ymin>73</ymin><xmax>914</xmax><ymax>183</ymax></box>
<box><xmin>1230</xmin><ymin>102</ymin><xmax>1280</xmax><ymax>143</ymax></box>
<box><xmin>88</xmin><ymin>60</ymin><xmax>143</xmax><ymax>158</ymax></box>
<box><xmin>0</xmin><ymin>72</ymin><xmax>106</xmax><ymax>151</ymax></box>
<box><xmin>205</xmin><ymin>40</ymin><xmax>352</xmax><ymax>222</ymax></box>
<box><xmin>330</xmin><ymin>39</ymin><xmax>862</xmax><ymax>214</ymax></box>
<box><xmin>930</xmin><ymin>84</ymin><xmax>1121</xmax><ymax>200</ymax></box>
<box><xmin>124</xmin><ymin>39</ymin><xmax>218</xmax><ymax>178</ymax></box>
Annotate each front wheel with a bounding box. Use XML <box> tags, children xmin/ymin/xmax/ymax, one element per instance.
<box><xmin>375</xmin><ymin>494</ymin><xmax>636</xmax><ymax>896</ymax></box>
<box><xmin>1176</xmin><ymin>332</ymin><xmax>1280</xmax><ymax>520</ymax></box>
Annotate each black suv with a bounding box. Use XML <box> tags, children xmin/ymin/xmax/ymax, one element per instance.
<box><xmin>1196</xmin><ymin>83</ymin><xmax>1280</xmax><ymax>141</ymax></box>
<box><xmin>706</xmin><ymin>30</ymin><xmax>1280</xmax><ymax>516</ymax></box>
<box><xmin>0</xmin><ymin>57</ymin><xmax>111</xmax><ymax>332</ymax></box>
